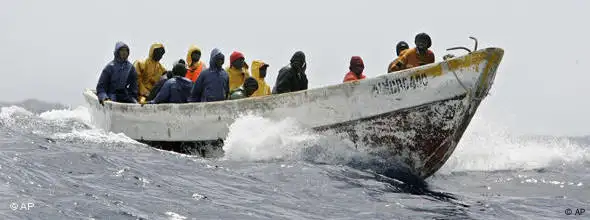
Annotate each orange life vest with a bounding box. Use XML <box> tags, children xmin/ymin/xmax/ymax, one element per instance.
<box><xmin>185</xmin><ymin>62</ymin><xmax>204</xmax><ymax>82</ymax></box>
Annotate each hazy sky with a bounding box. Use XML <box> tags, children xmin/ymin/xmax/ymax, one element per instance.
<box><xmin>1</xmin><ymin>0</ymin><xmax>588</xmax><ymax>136</ymax></box>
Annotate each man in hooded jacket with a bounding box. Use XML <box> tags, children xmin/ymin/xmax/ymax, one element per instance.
<box><xmin>96</xmin><ymin>42</ymin><xmax>138</xmax><ymax>105</ymax></box>
<box><xmin>226</xmin><ymin>51</ymin><xmax>250</xmax><ymax>91</ymax></box>
<box><xmin>388</xmin><ymin>33</ymin><xmax>435</xmax><ymax>73</ymax></box>
<box><xmin>387</xmin><ymin>41</ymin><xmax>410</xmax><ymax>73</ymax></box>
<box><xmin>148</xmin><ymin>62</ymin><xmax>192</xmax><ymax>104</ymax></box>
<box><xmin>272</xmin><ymin>51</ymin><xmax>308</xmax><ymax>94</ymax></box>
<box><xmin>134</xmin><ymin>43</ymin><xmax>167</xmax><ymax>103</ymax></box>
<box><xmin>250</xmin><ymin>60</ymin><xmax>271</xmax><ymax>97</ymax></box>
<box><xmin>185</xmin><ymin>45</ymin><xmax>206</xmax><ymax>82</ymax></box>
<box><xmin>343</xmin><ymin>56</ymin><xmax>366</xmax><ymax>82</ymax></box>
<box><xmin>188</xmin><ymin>48</ymin><xmax>229</xmax><ymax>102</ymax></box>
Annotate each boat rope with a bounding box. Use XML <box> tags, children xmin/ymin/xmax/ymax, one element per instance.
<box><xmin>451</xmin><ymin>70</ymin><xmax>470</xmax><ymax>94</ymax></box>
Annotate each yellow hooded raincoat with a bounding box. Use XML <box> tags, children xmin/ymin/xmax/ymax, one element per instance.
<box><xmin>250</xmin><ymin>60</ymin><xmax>271</xmax><ymax>97</ymax></box>
<box><xmin>226</xmin><ymin>65</ymin><xmax>250</xmax><ymax>92</ymax></box>
<box><xmin>185</xmin><ymin>45</ymin><xmax>207</xmax><ymax>82</ymax></box>
<box><xmin>134</xmin><ymin>43</ymin><xmax>167</xmax><ymax>98</ymax></box>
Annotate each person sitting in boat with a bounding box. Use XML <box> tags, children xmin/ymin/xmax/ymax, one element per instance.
<box><xmin>226</xmin><ymin>51</ymin><xmax>250</xmax><ymax>92</ymax></box>
<box><xmin>396</xmin><ymin>41</ymin><xmax>409</xmax><ymax>56</ymax></box>
<box><xmin>228</xmin><ymin>77</ymin><xmax>259</xmax><ymax>100</ymax></box>
<box><xmin>250</xmin><ymin>60</ymin><xmax>271</xmax><ymax>97</ymax></box>
<box><xmin>96</xmin><ymin>41</ymin><xmax>139</xmax><ymax>105</ymax></box>
<box><xmin>147</xmin><ymin>59</ymin><xmax>185</xmax><ymax>101</ymax></box>
<box><xmin>387</xmin><ymin>33</ymin><xmax>435</xmax><ymax>73</ymax></box>
<box><xmin>387</xmin><ymin>41</ymin><xmax>409</xmax><ymax>73</ymax></box>
<box><xmin>146</xmin><ymin>70</ymin><xmax>171</xmax><ymax>101</ymax></box>
<box><xmin>343</xmin><ymin>56</ymin><xmax>366</xmax><ymax>82</ymax></box>
<box><xmin>272</xmin><ymin>51</ymin><xmax>308</xmax><ymax>94</ymax></box>
<box><xmin>188</xmin><ymin>48</ymin><xmax>230</xmax><ymax>102</ymax></box>
<box><xmin>148</xmin><ymin>62</ymin><xmax>192</xmax><ymax>104</ymax></box>
<box><xmin>134</xmin><ymin>43</ymin><xmax>167</xmax><ymax>104</ymax></box>
<box><xmin>185</xmin><ymin>45</ymin><xmax>206</xmax><ymax>82</ymax></box>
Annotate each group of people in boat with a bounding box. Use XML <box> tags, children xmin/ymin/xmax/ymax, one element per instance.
<box><xmin>95</xmin><ymin>33</ymin><xmax>435</xmax><ymax>105</ymax></box>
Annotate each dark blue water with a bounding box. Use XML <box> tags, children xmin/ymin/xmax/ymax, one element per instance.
<box><xmin>1</xmin><ymin>101</ymin><xmax>588</xmax><ymax>220</ymax></box>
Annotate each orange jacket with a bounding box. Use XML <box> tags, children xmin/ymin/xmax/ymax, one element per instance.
<box><xmin>388</xmin><ymin>47</ymin><xmax>435</xmax><ymax>73</ymax></box>
<box><xmin>185</xmin><ymin>62</ymin><xmax>204</xmax><ymax>82</ymax></box>
<box><xmin>185</xmin><ymin>45</ymin><xmax>206</xmax><ymax>82</ymax></box>
<box><xmin>343</xmin><ymin>71</ymin><xmax>366</xmax><ymax>82</ymax></box>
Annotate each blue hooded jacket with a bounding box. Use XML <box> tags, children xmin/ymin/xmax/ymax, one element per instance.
<box><xmin>188</xmin><ymin>48</ymin><xmax>229</xmax><ymax>102</ymax></box>
<box><xmin>149</xmin><ymin>76</ymin><xmax>193</xmax><ymax>104</ymax></box>
<box><xmin>96</xmin><ymin>42</ymin><xmax>138</xmax><ymax>103</ymax></box>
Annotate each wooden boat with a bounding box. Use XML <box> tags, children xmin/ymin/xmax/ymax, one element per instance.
<box><xmin>83</xmin><ymin>44</ymin><xmax>504</xmax><ymax>179</ymax></box>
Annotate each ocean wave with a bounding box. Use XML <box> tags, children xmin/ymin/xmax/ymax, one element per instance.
<box><xmin>222</xmin><ymin>114</ymin><xmax>322</xmax><ymax>161</ymax></box>
<box><xmin>39</xmin><ymin>106</ymin><xmax>92</xmax><ymax>125</ymax></box>
<box><xmin>1</xmin><ymin>104</ymin><xmax>137</xmax><ymax>146</ymax></box>
<box><xmin>222</xmin><ymin>112</ymin><xmax>590</xmax><ymax>174</ymax></box>
<box><xmin>439</xmin><ymin>116</ymin><xmax>590</xmax><ymax>173</ymax></box>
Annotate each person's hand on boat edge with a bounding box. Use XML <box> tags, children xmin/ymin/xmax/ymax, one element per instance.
<box><xmin>139</xmin><ymin>96</ymin><xmax>147</xmax><ymax>104</ymax></box>
<box><xmin>99</xmin><ymin>98</ymin><xmax>110</xmax><ymax>106</ymax></box>
<box><xmin>139</xmin><ymin>97</ymin><xmax>152</xmax><ymax>107</ymax></box>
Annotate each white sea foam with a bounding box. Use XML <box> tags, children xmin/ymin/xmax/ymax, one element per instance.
<box><xmin>39</xmin><ymin>106</ymin><xmax>91</xmax><ymax>125</ymax></box>
<box><xmin>440</xmin><ymin>115</ymin><xmax>590</xmax><ymax>173</ymax></box>
<box><xmin>222</xmin><ymin>114</ymin><xmax>321</xmax><ymax>161</ymax></box>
